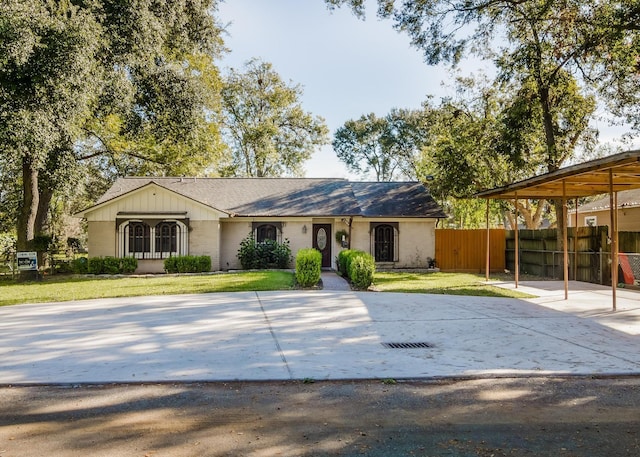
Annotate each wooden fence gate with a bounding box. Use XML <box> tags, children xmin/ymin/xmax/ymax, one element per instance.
<box><xmin>435</xmin><ymin>229</ymin><xmax>506</xmax><ymax>273</ymax></box>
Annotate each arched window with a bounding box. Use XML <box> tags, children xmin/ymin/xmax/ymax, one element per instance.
<box><xmin>129</xmin><ymin>222</ymin><xmax>150</xmax><ymax>254</ymax></box>
<box><xmin>256</xmin><ymin>224</ymin><xmax>278</xmax><ymax>243</ymax></box>
<box><xmin>374</xmin><ymin>224</ymin><xmax>395</xmax><ymax>262</ymax></box>
<box><xmin>119</xmin><ymin>219</ymin><xmax>188</xmax><ymax>259</ymax></box>
<box><xmin>155</xmin><ymin>222</ymin><xmax>178</xmax><ymax>253</ymax></box>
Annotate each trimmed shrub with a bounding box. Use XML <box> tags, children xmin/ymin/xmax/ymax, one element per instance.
<box><xmin>164</xmin><ymin>256</ymin><xmax>177</xmax><ymax>273</ymax></box>
<box><xmin>87</xmin><ymin>256</ymin><xmax>138</xmax><ymax>274</ymax></box>
<box><xmin>295</xmin><ymin>248</ymin><xmax>322</xmax><ymax>287</ymax></box>
<box><xmin>164</xmin><ymin>255</ymin><xmax>211</xmax><ymax>273</ymax></box>
<box><xmin>237</xmin><ymin>233</ymin><xmax>292</xmax><ymax>269</ymax></box>
<box><xmin>120</xmin><ymin>257</ymin><xmax>138</xmax><ymax>274</ymax></box>
<box><xmin>102</xmin><ymin>256</ymin><xmax>121</xmax><ymax>275</ymax></box>
<box><xmin>197</xmin><ymin>255</ymin><xmax>211</xmax><ymax>272</ymax></box>
<box><xmin>337</xmin><ymin>249</ymin><xmax>353</xmax><ymax>277</ymax></box>
<box><xmin>71</xmin><ymin>257</ymin><xmax>88</xmax><ymax>274</ymax></box>
<box><xmin>88</xmin><ymin>257</ymin><xmax>104</xmax><ymax>274</ymax></box>
<box><xmin>348</xmin><ymin>252</ymin><xmax>375</xmax><ymax>289</ymax></box>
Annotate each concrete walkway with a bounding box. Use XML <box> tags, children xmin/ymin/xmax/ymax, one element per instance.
<box><xmin>320</xmin><ymin>271</ymin><xmax>351</xmax><ymax>291</ymax></box>
<box><xmin>1</xmin><ymin>280</ymin><xmax>639</xmax><ymax>384</ymax></box>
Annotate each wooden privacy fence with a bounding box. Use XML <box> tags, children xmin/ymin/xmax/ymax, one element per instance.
<box><xmin>505</xmin><ymin>226</ymin><xmax>640</xmax><ymax>285</ymax></box>
<box><xmin>435</xmin><ymin>229</ymin><xmax>506</xmax><ymax>272</ymax></box>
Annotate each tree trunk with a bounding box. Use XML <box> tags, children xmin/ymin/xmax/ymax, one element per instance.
<box><xmin>17</xmin><ymin>159</ymin><xmax>39</xmax><ymax>251</ymax></box>
<box><xmin>539</xmin><ymin>86</ymin><xmax>564</xmax><ymax>250</ymax></box>
<box><xmin>35</xmin><ymin>186</ymin><xmax>54</xmax><ymax>236</ymax></box>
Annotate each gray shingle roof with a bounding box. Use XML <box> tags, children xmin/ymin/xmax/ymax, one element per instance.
<box><xmin>351</xmin><ymin>182</ymin><xmax>448</xmax><ymax>218</ymax></box>
<box><xmin>574</xmin><ymin>188</ymin><xmax>640</xmax><ymax>213</ymax></box>
<box><xmin>91</xmin><ymin>177</ymin><xmax>445</xmax><ymax>218</ymax></box>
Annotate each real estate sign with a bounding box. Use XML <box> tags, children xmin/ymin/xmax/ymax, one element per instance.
<box><xmin>17</xmin><ymin>251</ymin><xmax>38</xmax><ymax>271</ymax></box>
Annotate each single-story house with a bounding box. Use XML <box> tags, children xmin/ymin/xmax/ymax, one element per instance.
<box><xmin>568</xmin><ymin>188</ymin><xmax>640</xmax><ymax>231</ymax></box>
<box><xmin>77</xmin><ymin>177</ymin><xmax>447</xmax><ymax>273</ymax></box>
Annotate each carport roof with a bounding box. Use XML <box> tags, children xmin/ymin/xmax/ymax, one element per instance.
<box><xmin>474</xmin><ymin>150</ymin><xmax>640</xmax><ymax>199</ymax></box>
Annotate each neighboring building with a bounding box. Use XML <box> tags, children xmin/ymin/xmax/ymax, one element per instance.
<box><xmin>568</xmin><ymin>189</ymin><xmax>640</xmax><ymax>231</ymax></box>
<box><xmin>77</xmin><ymin>177</ymin><xmax>446</xmax><ymax>273</ymax></box>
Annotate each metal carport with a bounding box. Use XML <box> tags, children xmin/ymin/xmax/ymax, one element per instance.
<box><xmin>475</xmin><ymin>149</ymin><xmax>640</xmax><ymax>311</ymax></box>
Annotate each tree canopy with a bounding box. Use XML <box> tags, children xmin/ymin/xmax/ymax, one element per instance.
<box><xmin>333</xmin><ymin>109</ymin><xmax>430</xmax><ymax>181</ymax></box>
<box><xmin>220</xmin><ymin>59</ymin><xmax>329</xmax><ymax>177</ymax></box>
<box><xmin>0</xmin><ymin>0</ymin><xmax>226</xmax><ymax>249</ymax></box>
<box><xmin>326</xmin><ymin>0</ymin><xmax>639</xmax><ymax>233</ymax></box>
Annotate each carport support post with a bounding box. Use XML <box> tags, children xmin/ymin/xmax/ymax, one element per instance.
<box><xmin>514</xmin><ymin>194</ymin><xmax>519</xmax><ymax>289</ymax></box>
<box><xmin>609</xmin><ymin>169</ymin><xmax>618</xmax><ymax>311</ymax></box>
<box><xmin>562</xmin><ymin>181</ymin><xmax>569</xmax><ymax>300</ymax></box>
<box><xmin>574</xmin><ymin>197</ymin><xmax>579</xmax><ymax>281</ymax></box>
<box><xmin>485</xmin><ymin>199</ymin><xmax>490</xmax><ymax>281</ymax></box>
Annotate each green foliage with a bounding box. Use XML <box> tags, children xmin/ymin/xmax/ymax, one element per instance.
<box><xmin>0</xmin><ymin>233</ymin><xmax>16</xmax><ymax>258</ymax></box>
<box><xmin>102</xmin><ymin>257</ymin><xmax>121</xmax><ymax>275</ymax></box>
<box><xmin>66</xmin><ymin>238</ymin><xmax>83</xmax><ymax>252</ymax></box>
<box><xmin>295</xmin><ymin>248</ymin><xmax>322</xmax><ymax>287</ymax></box>
<box><xmin>333</xmin><ymin>109</ymin><xmax>430</xmax><ymax>181</ymax></box>
<box><xmin>87</xmin><ymin>256</ymin><xmax>138</xmax><ymax>275</ymax></box>
<box><xmin>1</xmin><ymin>0</ymin><xmax>226</xmax><ymax>248</ymax></box>
<box><xmin>338</xmin><ymin>249</ymin><xmax>376</xmax><ymax>289</ymax></box>
<box><xmin>87</xmin><ymin>257</ymin><xmax>104</xmax><ymax>275</ymax></box>
<box><xmin>29</xmin><ymin>235</ymin><xmax>54</xmax><ymax>253</ymax></box>
<box><xmin>220</xmin><ymin>58</ymin><xmax>329</xmax><ymax>177</ymax></box>
<box><xmin>348</xmin><ymin>252</ymin><xmax>376</xmax><ymax>289</ymax></box>
<box><xmin>119</xmin><ymin>257</ymin><xmax>138</xmax><ymax>274</ymax></box>
<box><xmin>335</xmin><ymin>229</ymin><xmax>349</xmax><ymax>244</ymax></box>
<box><xmin>337</xmin><ymin>249</ymin><xmax>353</xmax><ymax>276</ymax></box>
<box><xmin>164</xmin><ymin>255</ymin><xmax>212</xmax><ymax>274</ymax></box>
<box><xmin>237</xmin><ymin>233</ymin><xmax>292</xmax><ymax>269</ymax></box>
<box><xmin>71</xmin><ymin>257</ymin><xmax>88</xmax><ymax>274</ymax></box>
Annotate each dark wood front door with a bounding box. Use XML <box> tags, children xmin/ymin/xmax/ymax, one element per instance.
<box><xmin>312</xmin><ymin>224</ymin><xmax>332</xmax><ymax>268</ymax></box>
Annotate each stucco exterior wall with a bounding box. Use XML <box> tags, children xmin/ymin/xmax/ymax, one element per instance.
<box><xmin>87</xmin><ymin>221</ymin><xmax>116</xmax><ymax>257</ymax></box>
<box><xmin>349</xmin><ymin>218</ymin><xmax>437</xmax><ymax>269</ymax></box>
<box><xmin>396</xmin><ymin>219</ymin><xmax>436</xmax><ymax>268</ymax></box>
<box><xmin>219</xmin><ymin>218</ymin><xmax>349</xmax><ymax>270</ymax></box>
<box><xmin>190</xmin><ymin>220</ymin><xmax>220</xmax><ymax>270</ymax></box>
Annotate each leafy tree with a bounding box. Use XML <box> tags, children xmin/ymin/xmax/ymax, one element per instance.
<box><xmin>0</xmin><ymin>0</ymin><xmax>225</xmax><ymax>250</ymax></box>
<box><xmin>333</xmin><ymin>108</ymin><xmax>430</xmax><ymax>181</ymax></box>
<box><xmin>220</xmin><ymin>59</ymin><xmax>329</xmax><ymax>177</ymax></box>
<box><xmin>0</xmin><ymin>1</ymin><xmax>101</xmax><ymax>249</ymax></box>
<box><xmin>327</xmin><ymin>0</ymin><xmax>624</xmax><ymax>240</ymax></box>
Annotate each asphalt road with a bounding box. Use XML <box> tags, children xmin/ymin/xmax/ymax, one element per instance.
<box><xmin>1</xmin><ymin>376</ymin><xmax>639</xmax><ymax>456</ymax></box>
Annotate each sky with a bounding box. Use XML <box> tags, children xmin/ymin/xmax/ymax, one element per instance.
<box><xmin>216</xmin><ymin>0</ymin><xmax>633</xmax><ymax>180</ymax></box>
<box><xmin>216</xmin><ymin>0</ymin><xmax>456</xmax><ymax>179</ymax></box>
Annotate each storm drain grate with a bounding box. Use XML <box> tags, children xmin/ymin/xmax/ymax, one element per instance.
<box><xmin>382</xmin><ymin>342</ymin><xmax>434</xmax><ymax>349</ymax></box>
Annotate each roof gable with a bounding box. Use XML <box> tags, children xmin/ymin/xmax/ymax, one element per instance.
<box><xmin>79</xmin><ymin>181</ymin><xmax>229</xmax><ymax>217</ymax></box>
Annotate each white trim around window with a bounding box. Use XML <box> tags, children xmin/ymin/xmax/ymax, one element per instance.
<box><xmin>117</xmin><ymin>219</ymin><xmax>188</xmax><ymax>259</ymax></box>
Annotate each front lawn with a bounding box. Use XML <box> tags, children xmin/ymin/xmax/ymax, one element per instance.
<box><xmin>373</xmin><ymin>272</ymin><xmax>535</xmax><ymax>299</ymax></box>
<box><xmin>0</xmin><ymin>271</ymin><xmax>295</xmax><ymax>306</ymax></box>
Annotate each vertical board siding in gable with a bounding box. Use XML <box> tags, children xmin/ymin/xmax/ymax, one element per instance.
<box><xmin>84</xmin><ymin>186</ymin><xmax>221</xmax><ymax>221</ymax></box>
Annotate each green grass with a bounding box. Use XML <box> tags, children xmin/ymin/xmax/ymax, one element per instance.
<box><xmin>0</xmin><ymin>270</ymin><xmax>535</xmax><ymax>307</ymax></box>
<box><xmin>372</xmin><ymin>272</ymin><xmax>535</xmax><ymax>299</ymax></box>
<box><xmin>0</xmin><ymin>271</ymin><xmax>295</xmax><ymax>306</ymax></box>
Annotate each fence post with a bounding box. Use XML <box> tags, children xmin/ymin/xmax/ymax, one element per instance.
<box><xmin>599</xmin><ymin>247</ymin><xmax>603</xmax><ymax>285</ymax></box>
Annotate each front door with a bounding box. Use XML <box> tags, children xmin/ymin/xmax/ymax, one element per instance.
<box><xmin>312</xmin><ymin>224</ymin><xmax>332</xmax><ymax>268</ymax></box>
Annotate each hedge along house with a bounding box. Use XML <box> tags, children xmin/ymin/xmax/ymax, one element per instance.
<box><xmin>77</xmin><ymin>177</ymin><xmax>446</xmax><ymax>273</ymax></box>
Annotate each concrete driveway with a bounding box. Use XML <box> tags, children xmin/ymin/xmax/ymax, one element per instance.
<box><xmin>1</xmin><ymin>281</ymin><xmax>639</xmax><ymax>384</ymax></box>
